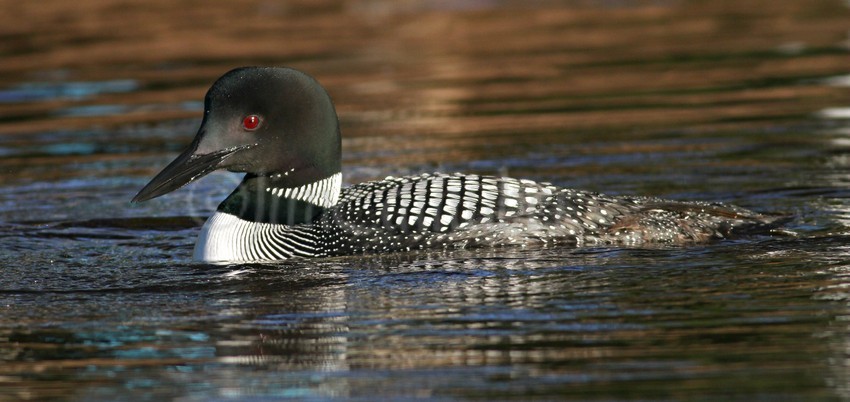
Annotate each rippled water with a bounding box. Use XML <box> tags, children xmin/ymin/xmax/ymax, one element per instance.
<box><xmin>2</xmin><ymin>0</ymin><xmax>850</xmax><ymax>400</ymax></box>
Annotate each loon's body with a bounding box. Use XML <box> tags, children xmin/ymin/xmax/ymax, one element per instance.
<box><xmin>133</xmin><ymin>67</ymin><xmax>783</xmax><ymax>262</ymax></box>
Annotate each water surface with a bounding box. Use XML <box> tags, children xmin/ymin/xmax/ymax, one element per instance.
<box><xmin>2</xmin><ymin>0</ymin><xmax>850</xmax><ymax>400</ymax></box>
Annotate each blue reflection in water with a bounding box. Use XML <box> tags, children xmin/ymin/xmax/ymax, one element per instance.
<box><xmin>0</xmin><ymin>79</ymin><xmax>139</xmax><ymax>103</ymax></box>
<box><xmin>54</xmin><ymin>100</ymin><xmax>203</xmax><ymax>118</ymax></box>
<box><xmin>55</xmin><ymin>104</ymin><xmax>131</xmax><ymax>117</ymax></box>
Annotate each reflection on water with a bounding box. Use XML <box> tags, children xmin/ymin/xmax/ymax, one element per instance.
<box><xmin>1</xmin><ymin>0</ymin><xmax>850</xmax><ymax>400</ymax></box>
<box><xmin>0</xmin><ymin>79</ymin><xmax>138</xmax><ymax>103</ymax></box>
<box><xmin>2</xmin><ymin>242</ymin><xmax>849</xmax><ymax>399</ymax></box>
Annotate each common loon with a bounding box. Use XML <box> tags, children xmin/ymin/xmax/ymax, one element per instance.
<box><xmin>133</xmin><ymin>67</ymin><xmax>784</xmax><ymax>262</ymax></box>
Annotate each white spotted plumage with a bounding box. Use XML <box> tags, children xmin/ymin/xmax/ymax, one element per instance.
<box><xmin>196</xmin><ymin>171</ymin><xmax>777</xmax><ymax>262</ymax></box>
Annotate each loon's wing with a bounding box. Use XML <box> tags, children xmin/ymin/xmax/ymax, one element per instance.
<box><xmin>604</xmin><ymin>198</ymin><xmax>792</xmax><ymax>243</ymax></box>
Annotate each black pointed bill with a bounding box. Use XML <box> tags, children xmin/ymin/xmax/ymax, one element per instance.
<box><xmin>132</xmin><ymin>144</ymin><xmax>252</xmax><ymax>203</ymax></box>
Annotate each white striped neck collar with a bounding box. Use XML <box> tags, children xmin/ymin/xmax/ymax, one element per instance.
<box><xmin>264</xmin><ymin>172</ymin><xmax>342</xmax><ymax>208</ymax></box>
<box><xmin>216</xmin><ymin>172</ymin><xmax>342</xmax><ymax>225</ymax></box>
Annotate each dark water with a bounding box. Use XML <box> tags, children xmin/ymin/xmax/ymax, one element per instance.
<box><xmin>2</xmin><ymin>0</ymin><xmax>850</xmax><ymax>400</ymax></box>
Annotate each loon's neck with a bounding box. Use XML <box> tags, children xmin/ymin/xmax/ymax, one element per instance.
<box><xmin>217</xmin><ymin>172</ymin><xmax>342</xmax><ymax>225</ymax></box>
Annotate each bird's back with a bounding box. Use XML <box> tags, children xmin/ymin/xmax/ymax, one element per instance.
<box><xmin>317</xmin><ymin>173</ymin><xmax>782</xmax><ymax>255</ymax></box>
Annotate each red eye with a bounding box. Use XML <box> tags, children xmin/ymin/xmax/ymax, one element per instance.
<box><xmin>242</xmin><ymin>115</ymin><xmax>261</xmax><ymax>131</ymax></box>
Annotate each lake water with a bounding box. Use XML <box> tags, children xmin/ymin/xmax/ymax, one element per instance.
<box><xmin>2</xmin><ymin>0</ymin><xmax>850</xmax><ymax>400</ymax></box>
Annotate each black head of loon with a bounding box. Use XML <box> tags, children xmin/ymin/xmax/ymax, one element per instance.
<box><xmin>133</xmin><ymin>67</ymin><xmax>341</xmax><ymax>204</ymax></box>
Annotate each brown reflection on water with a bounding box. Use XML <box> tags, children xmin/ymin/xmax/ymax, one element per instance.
<box><xmin>80</xmin><ymin>249</ymin><xmax>828</xmax><ymax>399</ymax></box>
<box><xmin>0</xmin><ymin>0</ymin><xmax>846</xmax><ymax>143</ymax></box>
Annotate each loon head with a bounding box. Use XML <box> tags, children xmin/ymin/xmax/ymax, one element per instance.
<box><xmin>132</xmin><ymin>67</ymin><xmax>341</xmax><ymax>203</ymax></box>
